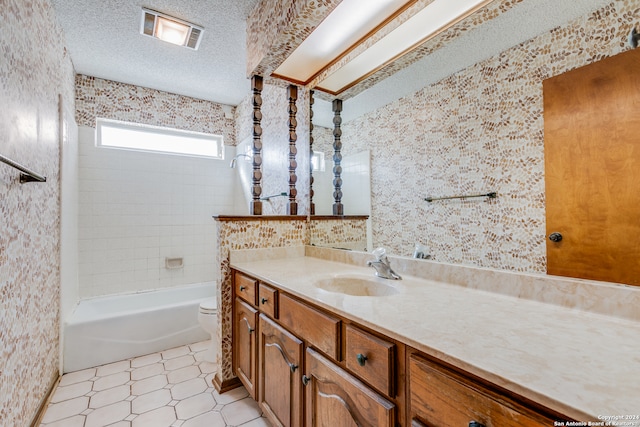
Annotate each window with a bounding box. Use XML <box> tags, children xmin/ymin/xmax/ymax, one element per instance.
<box><xmin>96</xmin><ymin>118</ymin><xmax>223</xmax><ymax>159</ymax></box>
<box><xmin>312</xmin><ymin>151</ymin><xmax>325</xmax><ymax>171</ymax></box>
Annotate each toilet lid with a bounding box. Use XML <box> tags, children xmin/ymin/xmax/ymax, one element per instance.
<box><xmin>200</xmin><ymin>297</ymin><xmax>217</xmax><ymax>311</ymax></box>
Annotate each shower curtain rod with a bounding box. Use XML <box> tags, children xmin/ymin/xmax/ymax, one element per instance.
<box><xmin>424</xmin><ymin>192</ymin><xmax>496</xmax><ymax>202</ymax></box>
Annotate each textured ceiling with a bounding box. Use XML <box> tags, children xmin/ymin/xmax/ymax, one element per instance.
<box><xmin>52</xmin><ymin>0</ymin><xmax>614</xmax><ymax>126</ymax></box>
<box><xmin>52</xmin><ymin>0</ymin><xmax>260</xmax><ymax>106</ymax></box>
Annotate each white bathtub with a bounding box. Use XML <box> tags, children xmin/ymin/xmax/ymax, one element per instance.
<box><xmin>63</xmin><ymin>282</ymin><xmax>215</xmax><ymax>373</ymax></box>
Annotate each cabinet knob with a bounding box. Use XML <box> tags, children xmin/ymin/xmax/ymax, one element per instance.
<box><xmin>247</xmin><ymin>326</ymin><xmax>254</xmax><ymax>334</ymax></box>
<box><xmin>239</xmin><ymin>286</ymin><xmax>246</xmax><ymax>291</ymax></box>
<box><xmin>356</xmin><ymin>353</ymin><xmax>368</xmax><ymax>366</ymax></box>
<box><xmin>290</xmin><ymin>364</ymin><xmax>298</xmax><ymax>373</ymax></box>
<box><xmin>261</xmin><ymin>297</ymin><xmax>268</xmax><ymax>304</ymax></box>
<box><xmin>548</xmin><ymin>232</ymin><xmax>563</xmax><ymax>242</ymax></box>
<box><xmin>302</xmin><ymin>375</ymin><xmax>310</xmax><ymax>386</ymax></box>
<box><xmin>469</xmin><ymin>422</ymin><xmax>485</xmax><ymax>427</ymax></box>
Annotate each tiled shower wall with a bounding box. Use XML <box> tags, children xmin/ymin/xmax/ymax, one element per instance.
<box><xmin>75</xmin><ymin>76</ymin><xmax>242</xmax><ymax>298</ymax></box>
<box><xmin>343</xmin><ymin>1</ymin><xmax>639</xmax><ymax>273</ymax></box>
<box><xmin>0</xmin><ymin>0</ymin><xmax>75</xmax><ymax>425</ymax></box>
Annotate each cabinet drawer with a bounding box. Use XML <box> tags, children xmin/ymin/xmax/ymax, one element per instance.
<box><xmin>278</xmin><ymin>294</ymin><xmax>340</xmax><ymax>360</ymax></box>
<box><xmin>345</xmin><ymin>325</ymin><xmax>395</xmax><ymax>397</ymax></box>
<box><xmin>235</xmin><ymin>272</ymin><xmax>257</xmax><ymax>306</ymax></box>
<box><xmin>258</xmin><ymin>283</ymin><xmax>278</xmax><ymax>318</ymax></box>
<box><xmin>408</xmin><ymin>354</ymin><xmax>553</xmax><ymax>427</ymax></box>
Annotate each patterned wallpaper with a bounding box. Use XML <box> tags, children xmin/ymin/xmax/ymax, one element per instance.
<box><xmin>0</xmin><ymin>0</ymin><xmax>76</xmax><ymax>425</ymax></box>
<box><xmin>75</xmin><ymin>75</ymin><xmax>236</xmax><ymax>145</ymax></box>
<box><xmin>343</xmin><ymin>1</ymin><xmax>639</xmax><ymax>273</ymax></box>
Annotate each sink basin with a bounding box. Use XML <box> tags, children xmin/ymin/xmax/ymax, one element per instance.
<box><xmin>314</xmin><ymin>276</ymin><xmax>399</xmax><ymax>297</ymax></box>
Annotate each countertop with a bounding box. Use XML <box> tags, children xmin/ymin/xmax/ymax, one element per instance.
<box><xmin>230</xmin><ymin>247</ymin><xmax>640</xmax><ymax>422</ymax></box>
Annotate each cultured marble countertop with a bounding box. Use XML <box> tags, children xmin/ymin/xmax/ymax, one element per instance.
<box><xmin>230</xmin><ymin>247</ymin><xmax>640</xmax><ymax>422</ymax></box>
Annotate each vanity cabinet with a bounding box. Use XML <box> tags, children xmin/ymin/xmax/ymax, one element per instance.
<box><xmin>258</xmin><ymin>314</ymin><xmax>303</xmax><ymax>427</ymax></box>
<box><xmin>233</xmin><ymin>298</ymin><xmax>258</xmax><ymax>399</ymax></box>
<box><xmin>408</xmin><ymin>352</ymin><xmax>557</xmax><ymax>427</ymax></box>
<box><xmin>231</xmin><ymin>269</ymin><xmax>568</xmax><ymax>427</ymax></box>
<box><xmin>304</xmin><ymin>347</ymin><xmax>395</xmax><ymax>427</ymax></box>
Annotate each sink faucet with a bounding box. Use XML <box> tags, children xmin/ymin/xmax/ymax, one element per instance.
<box><xmin>367</xmin><ymin>247</ymin><xmax>401</xmax><ymax>280</ymax></box>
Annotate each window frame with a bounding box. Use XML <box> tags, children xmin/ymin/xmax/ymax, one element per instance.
<box><xmin>96</xmin><ymin>118</ymin><xmax>224</xmax><ymax>160</ymax></box>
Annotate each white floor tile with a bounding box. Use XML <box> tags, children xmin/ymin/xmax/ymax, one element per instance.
<box><xmin>131</xmin><ymin>374</ymin><xmax>168</xmax><ymax>395</ymax></box>
<box><xmin>188</xmin><ymin>341</ymin><xmax>210</xmax><ymax>353</ymax></box>
<box><xmin>131</xmin><ymin>353</ymin><xmax>161</xmax><ymax>368</ymax></box>
<box><xmin>167</xmin><ymin>366</ymin><xmax>201</xmax><ymax>384</ymax></box>
<box><xmin>96</xmin><ymin>360</ymin><xmax>130</xmax><ymax>377</ymax></box>
<box><xmin>163</xmin><ymin>355</ymin><xmax>195</xmax><ymax>371</ymax></box>
<box><xmin>161</xmin><ymin>345</ymin><xmax>190</xmax><ymax>360</ymax></box>
<box><xmin>40</xmin><ymin>414</ymin><xmax>86</xmax><ymax>427</ymax></box>
<box><xmin>50</xmin><ymin>381</ymin><xmax>92</xmax><ymax>403</ymax></box>
<box><xmin>239</xmin><ymin>417</ymin><xmax>272</xmax><ymax>427</ymax></box>
<box><xmin>175</xmin><ymin>392</ymin><xmax>216</xmax><ymax>420</ymax></box>
<box><xmin>131</xmin><ymin>362</ymin><xmax>165</xmax><ymax>381</ymax></box>
<box><xmin>89</xmin><ymin>384</ymin><xmax>130</xmax><ymax>409</ymax></box>
<box><xmin>220</xmin><ymin>398</ymin><xmax>262</xmax><ymax>426</ymax></box>
<box><xmin>44</xmin><ymin>341</ymin><xmax>269</xmax><ymax>427</ymax></box>
<box><xmin>131</xmin><ymin>406</ymin><xmax>177</xmax><ymax>427</ymax></box>
<box><xmin>170</xmin><ymin>378</ymin><xmax>208</xmax><ymax>400</ymax></box>
<box><xmin>58</xmin><ymin>368</ymin><xmax>96</xmax><ymax>387</ymax></box>
<box><xmin>84</xmin><ymin>401</ymin><xmax>131</xmax><ymax>427</ymax></box>
<box><xmin>181</xmin><ymin>410</ymin><xmax>226</xmax><ymax>427</ymax></box>
<box><xmin>42</xmin><ymin>397</ymin><xmax>90</xmax><ymax>424</ymax></box>
<box><xmin>212</xmin><ymin>386</ymin><xmax>248</xmax><ymax>405</ymax></box>
<box><xmin>131</xmin><ymin>389</ymin><xmax>172</xmax><ymax>414</ymax></box>
<box><xmin>93</xmin><ymin>371</ymin><xmax>130</xmax><ymax>392</ymax></box>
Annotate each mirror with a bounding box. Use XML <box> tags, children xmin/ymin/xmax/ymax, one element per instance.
<box><xmin>303</xmin><ymin>0</ymin><xmax>629</xmax><ymax>282</ymax></box>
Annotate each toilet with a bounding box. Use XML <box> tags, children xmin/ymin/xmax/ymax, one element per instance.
<box><xmin>198</xmin><ymin>297</ymin><xmax>218</xmax><ymax>363</ymax></box>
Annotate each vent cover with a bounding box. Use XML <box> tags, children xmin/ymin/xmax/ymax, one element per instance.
<box><xmin>140</xmin><ymin>8</ymin><xmax>204</xmax><ymax>50</ymax></box>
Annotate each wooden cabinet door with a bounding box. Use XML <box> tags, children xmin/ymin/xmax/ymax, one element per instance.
<box><xmin>258</xmin><ymin>314</ymin><xmax>303</xmax><ymax>427</ymax></box>
<box><xmin>408</xmin><ymin>354</ymin><xmax>555</xmax><ymax>427</ymax></box>
<box><xmin>304</xmin><ymin>347</ymin><xmax>395</xmax><ymax>427</ymax></box>
<box><xmin>234</xmin><ymin>298</ymin><xmax>258</xmax><ymax>399</ymax></box>
<box><xmin>543</xmin><ymin>48</ymin><xmax>640</xmax><ymax>285</ymax></box>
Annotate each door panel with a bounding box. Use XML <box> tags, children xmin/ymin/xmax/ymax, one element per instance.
<box><xmin>259</xmin><ymin>314</ymin><xmax>303</xmax><ymax>427</ymax></box>
<box><xmin>543</xmin><ymin>48</ymin><xmax>640</xmax><ymax>285</ymax></box>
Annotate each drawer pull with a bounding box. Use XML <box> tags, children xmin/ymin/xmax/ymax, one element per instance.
<box><xmin>239</xmin><ymin>286</ymin><xmax>246</xmax><ymax>291</ymax></box>
<box><xmin>356</xmin><ymin>353</ymin><xmax>368</xmax><ymax>366</ymax></box>
<box><xmin>261</xmin><ymin>297</ymin><xmax>268</xmax><ymax>304</ymax></box>
<box><xmin>302</xmin><ymin>375</ymin><xmax>310</xmax><ymax>386</ymax></box>
<box><xmin>469</xmin><ymin>422</ymin><xmax>485</xmax><ymax>427</ymax></box>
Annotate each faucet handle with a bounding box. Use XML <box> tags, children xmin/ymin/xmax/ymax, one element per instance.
<box><xmin>371</xmin><ymin>247</ymin><xmax>386</xmax><ymax>260</ymax></box>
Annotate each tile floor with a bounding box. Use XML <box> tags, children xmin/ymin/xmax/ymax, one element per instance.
<box><xmin>40</xmin><ymin>341</ymin><xmax>272</xmax><ymax>427</ymax></box>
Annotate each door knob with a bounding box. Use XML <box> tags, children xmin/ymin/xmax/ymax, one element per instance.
<box><xmin>549</xmin><ymin>232</ymin><xmax>563</xmax><ymax>242</ymax></box>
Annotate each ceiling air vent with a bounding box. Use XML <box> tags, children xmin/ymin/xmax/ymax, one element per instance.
<box><xmin>140</xmin><ymin>8</ymin><xmax>204</xmax><ymax>50</ymax></box>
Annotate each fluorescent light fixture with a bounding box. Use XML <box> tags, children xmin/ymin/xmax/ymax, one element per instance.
<box><xmin>316</xmin><ymin>0</ymin><xmax>494</xmax><ymax>93</ymax></box>
<box><xmin>273</xmin><ymin>0</ymin><xmax>412</xmax><ymax>84</ymax></box>
<box><xmin>140</xmin><ymin>8</ymin><xmax>203</xmax><ymax>50</ymax></box>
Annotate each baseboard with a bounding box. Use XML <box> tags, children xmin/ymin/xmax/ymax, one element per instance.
<box><xmin>29</xmin><ymin>371</ymin><xmax>60</xmax><ymax>427</ymax></box>
<box><xmin>212</xmin><ymin>374</ymin><xmax>242</xmax><ymax>394</ymax></box>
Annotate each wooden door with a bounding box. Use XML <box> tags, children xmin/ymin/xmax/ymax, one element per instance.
<box><xmin>234</xmin><ymin>298</ymin><xmax>258</xmax><ymax>399</ymax></box>
<box><xmin>543</xmin><ymin>48</ymin><xmax>640</xmax><ymax>285</ymax></box>
<box><xmin>304</xmin><ymin>347</ymin><xmax>395</xmax><ymax>427</ymax></box>
<box><xmin>258</xmin><ymin>314</ymin><xmax>304</xmax><ymax>427</ymax></box>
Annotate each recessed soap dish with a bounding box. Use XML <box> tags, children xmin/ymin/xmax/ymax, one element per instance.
<box><xmin>165</xmin><ymin>257</ymin><xmax>184</xmax><ymax>269</ymax></box>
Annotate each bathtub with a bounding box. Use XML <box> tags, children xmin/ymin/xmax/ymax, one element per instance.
<box><xmin>63</xmin><ymin>282</ymin><xmax>215</xmax><ymax>373</ymax></box>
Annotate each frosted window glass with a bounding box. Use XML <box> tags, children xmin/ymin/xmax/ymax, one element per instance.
<box><xmin>97</xmin><ymin>118</ymin><xmax>223</xmax><ymax>159</ymax></box>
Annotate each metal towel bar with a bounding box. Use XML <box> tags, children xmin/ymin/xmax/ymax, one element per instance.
<box><xmin>425</xmin><ymin>192</ymin><xmax>496</xmax><ymax>202</ymax></box>
<box><xmin>0</xmin><ymin>154</ymin><xmax>46</xmax><ymax>183</ymax></box>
